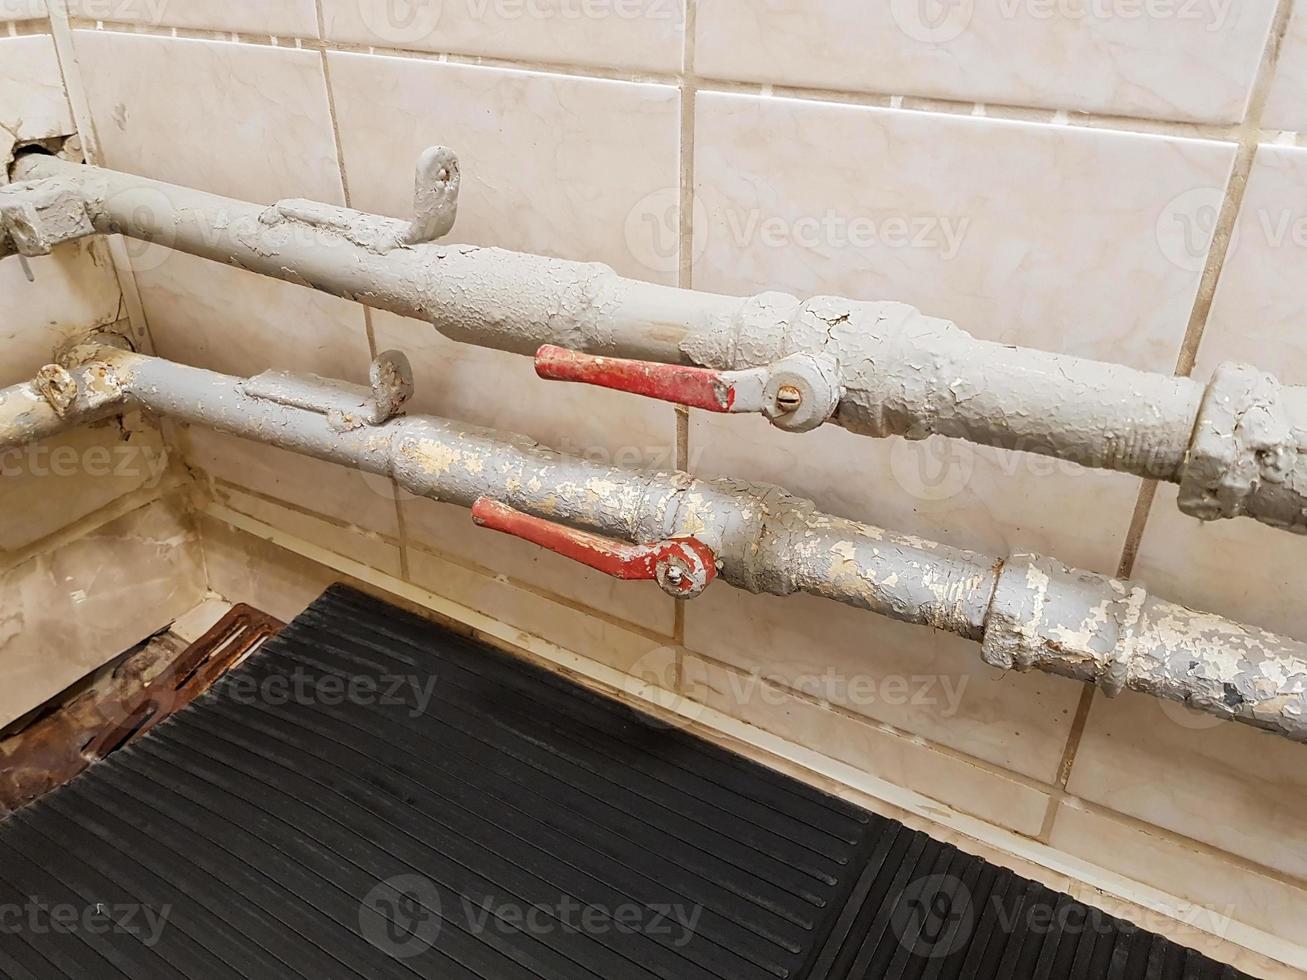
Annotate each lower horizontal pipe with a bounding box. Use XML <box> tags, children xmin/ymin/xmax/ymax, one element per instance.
<box><xmin>3</xmin><ymin>347</ymin><xmax>1304</xmax><ymax>742</ymax></box>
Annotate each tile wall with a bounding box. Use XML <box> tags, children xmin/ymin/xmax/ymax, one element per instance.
<box><xmin>0</xmin><ymin>2</ymin><xmax>206</xmax><ymax>729</ymax></box>
<box><xmin>9</xmin><ymin>0</ymin><xmax>1305</xmax><ymax>972</ymax></box>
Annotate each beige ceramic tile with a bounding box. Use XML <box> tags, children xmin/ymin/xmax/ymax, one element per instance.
<box><xmin>0</xmin><ymin>239</ymin><xmax>122</xmax><ymax>387</ymax></box>
<box><xmin>328</xmin><ymin>52</ymin><xmax>681</xmax><ymax>281</ymax></box>
<box><xmin>680</xmin><ymin>652</ymin><xmax>1053</xmax><ymax>836</ymax></box>
<box><xmin>199</xmin><ymin>514</ymin><xmax>346</xmax><ymax>623</ymax></box>
<box><xmin>1067</xmin><ymin>688</ymin><xmax>1307</xmax><ymax>881</ymax></box>
<box><xmin>695</xmin><ymin>1</ymin><xmax>1274</xmax><ymax>124</ymax></box>
<box><xmin>0</xmin><ymin>1</ymin><xmax>47</xmax><ymax>21</ymax></box>
<box><xmin>0</xmin><ymin>495</ymin><xmax>206</xmax><ymax>727</ymax></box>
<box><xmin>322</xmin><ymin>0</ymin><xmax>683</xmax><ymax>74</ymax></box>
<box><xmin>133</xmin><ymin>251</ymin><xmax>371</xmax><ymax>384</ymax></box>
<box><xmin>72</xmin><ymin>31</ymin><xmax>343</xmax><ymax>205</ymax></box>
<box><xmin>1051</xmin><ymin>799</ymin><xmax>1307</xmax><ymax>956</ymax></box>
<box><xmin>213</xmin><ymin>483</ymin><xmax>403</xmax><ymax>579</ymax></box>
<box><xmin>0</xmin><ymin>419</ymin><xmax>170</xmax><ymax>553</ymax></box>
<box><xmin>1132</xmin><ymin>145</ymin><xmax>1307</xmax><ymax>642</ymax></box>
<box><xmin>186</xmin><ymin>428</ymin><xmax>401</xmax><ymax>542</ymax></box>
<box><xmin>683</xmin><ymin>585</ymin><xmax>1085</xmax><ymax>783</ymax></box>
<box><xmin>67</xmin><ymin>0</ymin><xmax>319</xmax><ymax>36</ymax></box>
<box><xmin>1263</xmin><ymin>7</ymin><xmax>1307</xmax><ymax>132</ymax></box>
<box><xmin>0</xmin><ymin>34</ymin><xmax>73</xmax><ymax>140</ymax></box>
<box><xmin>689</xmin><ymin>92</ymin><xmax>1234</xmax><ymax>581</ymax></box>
<box><xmin>406</xmin><ymin>545</ymin><xmax>675</xmax><ymax>679</ymax></box>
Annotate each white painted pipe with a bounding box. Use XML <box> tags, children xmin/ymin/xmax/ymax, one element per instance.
<box><xmin>4</xmin><ymin>346</ymin><xmax>1304</xmax><ymax>742</ymax></box>
<box><xmin>11</xmin><ymin>154</ymin><xmax>1307</xmax><ymax>534</ymax></box>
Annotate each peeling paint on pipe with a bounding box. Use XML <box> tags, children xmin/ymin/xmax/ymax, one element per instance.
<box><xmin>16</xmin><ymin>154</ymin><xmax>1306</xmax><ymax>533</ymax></box>
<box><xmin>4</xmin><ymin>346</ymin><xmax>1304</xmax><ymax>742</ymax></box>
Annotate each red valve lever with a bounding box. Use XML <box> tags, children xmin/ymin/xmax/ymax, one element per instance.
<box><xmin>535</xmin><ymin>345</ymin><xmax>737</xmax><ymax>412</ymax></box>
<box><xmin>471</xmin><ymin>497</ymin><xmax>717</xmax><ymax>597</ymax></box>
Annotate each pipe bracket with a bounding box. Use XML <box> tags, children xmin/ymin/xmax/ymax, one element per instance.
<box><xmin>472</xmin><ymin>496</ymin><xmax>718</xmax><ymax>598</ymax></box>
<box><xmin>242</xmin><ymin>350</ymin><xmax>414</xmax><ymax>430</ymax></box>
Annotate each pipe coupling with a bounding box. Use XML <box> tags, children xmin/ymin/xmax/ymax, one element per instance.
<box><xmin>981</xmin><ymin>554</ymin><xmax>1144</xmax><ymax>697</ymax></box>
<box><xmin>1179</xmin><ymin>362</ymin><xmax>1307</xmax><ymax>533</ymax></box>
<box><xmin>0</xmin><ymin>176</ymin><xmax>96</xmax><ymax>258</ymax></box>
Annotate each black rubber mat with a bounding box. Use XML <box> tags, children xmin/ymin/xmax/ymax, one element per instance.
<box><xmin>0</xmin><ymin>584</ymin><xmax>1252</xmax><ymax>979</ymax></box>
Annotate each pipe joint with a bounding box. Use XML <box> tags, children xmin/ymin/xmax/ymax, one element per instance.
<box><xmin>0</xmin><ymin>175</ymin><xmax>96</xmax><ymax>258</ymax></box>
<box><xmin>1179</xmin><ymin>362</ymin><xmax>1307</xmax><ymax>533</ymax></box>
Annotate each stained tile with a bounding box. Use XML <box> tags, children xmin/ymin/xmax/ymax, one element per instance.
<box><xmin>0</xmin><ymin>34</ymin><xmax>73</xmax><ymax>140</ymax></box>
<box><xmin>0</xmin><ymin>495</ymin><xmax>206</xmax><ymax>728</ymax></box>
<box><xmin>0</xmin><ymin>420</ymin><xmax>170</xmax><ymax>553</ymax></box>
<box><xmin>328</xmin><ymin>52</ymin><xmax>681</xmax><ymax>281</ymax></box>
<box><xmin>683</xmin><ymin>586</ymin><xmax>1085</xmax><ymax>783</ymax></box>
<box><xmin>0</xmin><ymin>1</ymin><xmax>46</xmax><ymax>24</ymax></box>
<box><xmin>1263</xmin><ymin>7</ymin><xmax>1307</xmax><ymax>132</ymax></box>
<box><xmin>1050</xmin><ymin>800</ymin><xmax>1307</xmax><ymax>955</ymax></box>
<box><xmin>695</xmin><ymin>1</ymin><xmax>1275</xmax><ymax>124</ymax></box>
<box><xmin>323</xmin><ymin>0</ymin><xmax>683</xmax><ymax>74</ymax></box>
<box><xmin>67</xmin><ymin>0</ymin><xmax>319</xmax><ymax>36</ymax></box>
<box><xmin>0</xmin><ymin>239</ymin><xmax>122</xmax><ymax>388</ymax></box>
<box><xmin>680</xmin><ymin>652</ymin><xmax>1053</xmax><ymax>836</ymax></box>
<box><xmin>72</xmin><ymin>31</ymin><xmax>343</xmax><ymax>204</ymax></box>
<box><xmin>1067</xmin><ymin>689</ymin><xmax>1307</xmax><ymax>880</ymax></box>
<box><xmin>1132</xmin><ymin>145</ymin><xmax>1307</xmax><ymax>642</ymax></box>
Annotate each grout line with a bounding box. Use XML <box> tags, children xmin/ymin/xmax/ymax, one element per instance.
<box><xmin>1035</xmin><ymin>684</ymin><xmax>1098</xmax><ymax>843</ymax></box>
<box><xmin>70</xmin><ymin>17</ymin><xmax>1269</xmax><ymax>144</ymax></box>
<box><xmin>1111</xmin><ymin>0</ymin><xmax>1296</xmax><ymax>591</ymax></box>
<box><xmin>677</xmin><ymin>0</ymin><xmax>698</xmax><ymax>290</ymax></box>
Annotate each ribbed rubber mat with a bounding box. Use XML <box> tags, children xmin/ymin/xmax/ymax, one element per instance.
<box><xmin>0</xmin><ymin>584</ymin><xmax>1252</xmax><ymax>980</ymax></box>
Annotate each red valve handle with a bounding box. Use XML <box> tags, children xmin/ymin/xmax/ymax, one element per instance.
<box><xmin>535</xmin><ymin>345</ymin><xmax>737</xmax><ymax>412</ymax></box>
<box><xmin>471</xmin><ymin>497</ymin><xmax>717</xmax><ymax>597</ymax></box>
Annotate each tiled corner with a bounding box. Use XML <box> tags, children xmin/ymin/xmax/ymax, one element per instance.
<box><xmin>1132</xmin><ymin>144</ymin><xmax>1307</xmax><ymax>643</ymax></box>
<box><xmin>1050</xmin><ymin>800</ymin><xmax>1307</xmax><ymax>957</ymax></box>
<box><xmin>0</xmin><ymin>419</ymin><xmax>170</xmax><ymax>553</ymax></box>
<box><xmin>695</xmin><ymin>1</ymin><xmax>1274</xmax><ymax>124</ymax></box>
<box><xmin>66</xmin><ymin>0</ymin><xmax>320</xmax><ymax>37</ymax></box>
<box><xmin>0</xmin><ymin>495</ymin><xmax>206</xmax><ymax>728</ymax></box>
<box><xmin>185</xmin><ymin>428</ymin><xmax>402</xmax><ymax>550</ymax></box>
<box><xmin>199</xmin><ymin>514</ymin><xmax>347</xmax><ymax>624</ymax></box>
<box><xmin>680</xmin><ymin>652</ymin><xmax>1053</xmax><ymax>836</ymax></box>
<box><xmin>321</xmin><ymin>0</ymin><xmax>683</xmax><ymax>74</ymax></box>
<box><xmin>1263</xmin><ymin>7</ymin><xmax>1307</xmax><ymax>132</ymax></box>
<box><xmin>0</xmin><ymin>34</ymin><xmax>74</xmax><ymax>141</ymax></box>
<box><xmin>0</xmin><ymin>239</ymin><xmax>121</xmax><ymax>387</ymax></box>
<box><xmin>1067</xmin><ymin>688</ymin><xmax>1307</xmax><ymax>881</ymax></box>
<box><xmin>690</xmin><ymin>92</ymin><xmax>1234</xmax><ymax>580</ymax></box>
<box><xmin>328</xmin><ymin>52</ymin><xmax>681</xmax><ymax>281</ymax></box>
<box><xmin>683</xmin><ymin>585</ymin><xmax>1085</xmax><ymax>783</ymax></box>
<box><xmin>72</xmin><ymin>31</ymin><xmax>343</xmax><ymax>204</ymax></box>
